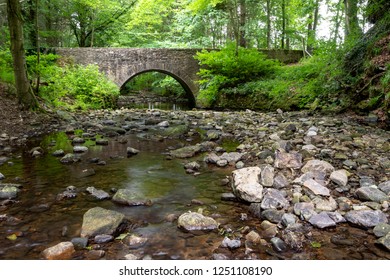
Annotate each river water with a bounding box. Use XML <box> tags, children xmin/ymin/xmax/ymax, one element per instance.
<box><xmin>1</xmin><ymin>116</ymin><xmax>389</xmax><ymax>260</ymax></box>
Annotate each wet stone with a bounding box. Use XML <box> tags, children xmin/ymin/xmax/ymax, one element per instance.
<box><xmin>127</xmin><ymin>147</ymin><xmax>140</xmax><ymax>156</ymax></box>
<box><xmin>71</xmin><ymin>237</ymin><xmax>88</xmax><ymax>250</ymax></box>
<box><xmin>86</xmin><ymin>186</ymin><xmax>110</xmax><ymax>200</ymax></box>
<box><xmin>170</xmin><ymin>145</ymin><xmax>201</xmax><ymax>158</ymax></box>
<box><xmin>177</xmin><ymin>212</ymin><xmax>218</xmax><ymax>232</ymax></box>
<box><xmin>86</xmin><ymin>250</ymin><xmax>105</xmax><ymax>260</ymax></box>
<box><xmin>52</xmin><ymin>149</ymin><xmax>65</xmax><ymax>157</ymax></box>
<box><xmin>0</xmin><ymin>184</ymin><xmax>21</xmax><ymax>199</ymax></box>
<box><xmin>94</xmin><ymin>234</ymin><xmax>114</xmax><ymax>244</ymax></box>
<box><xmin>72</xmin><ymin>137</ymin><xmax>85</xmax><ymax>144</ymax></box>
<box><xmin>81</xmin><ymin>207</ymin><xmax>125</xmax><ymax>238</ymax></box>
<box><xmin>73</xmin><ymin>145</ymin><xmax>88</xmax><ymax>153</ymax></box>
<box><xmin>60</xmin><ymin>153</ymin><xmax>79</xmax><ymax>164</ymax></box>
<box><xmin>112</xmin><ymin>189</ymin><xmax>152</xmax><ymax>206</ymax></box>
<box><xmin>221</xmin><ymin>193</ymin><xmax>237</xmax><ymax>201</ymax></box>
<box><xmin>96</xmin><ymin>139</ymin><xmax>109</xmax><ymax>145</ymax></box>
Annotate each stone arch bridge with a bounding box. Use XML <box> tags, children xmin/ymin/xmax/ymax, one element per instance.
<box><xmin>55</xmin><ymin>48</ymin><xmax>303</xmax><ymax>106</ymax></box>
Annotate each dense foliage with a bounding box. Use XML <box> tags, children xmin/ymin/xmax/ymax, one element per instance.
<box><xmin>0</xmin><ymin>0</ymin><xmax>389</xmax><ymax>118</ymax></box>
<box><xmin>195</xmin><ymin>45</ymin><xmax>280</xmax><ymax>107</ymax></box>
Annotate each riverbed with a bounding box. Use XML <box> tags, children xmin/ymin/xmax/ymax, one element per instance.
<box><xmin>0</xmin><ymin>108</ymin><xmax>389</xmax><ymax>260</ymax></box>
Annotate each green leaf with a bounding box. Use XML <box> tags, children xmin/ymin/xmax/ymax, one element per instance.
<box><xmin>310</xmin><ymin>241</ymin><xmax>321</xmax><ymax>248</ymax></box>
<box><xmin>6</xmin><ymin>234</ymin><xmax>17</xmax><ymax>241</ymax></box>
<box><xmin>115</xmin><ymin>233</ymin><xmax>129</xmax><ymax>240</ymax></box>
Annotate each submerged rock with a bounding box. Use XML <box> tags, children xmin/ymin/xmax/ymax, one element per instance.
<box><xmin>80</xmin><ymin>207</ymin><xmax>125</xmax><ymax>238</ymax></box>
<box><xmin>177</xmin><ymin>212</ymin><xmax>218</xmax><ymax>231</ymax></box>
<box><xmin>86</xmin><ymin>186</ymin><xmax>110</xmax><ymax>200</ymax></box>
<box><xmin>112</xmin><ymin>189</ymin><xmax>152</xmax><ymax>206</ymax></box>
<box><xmin>170</xmin><ymin>145</ymin><xmax>202</xmax><ymax>158</ymax></box>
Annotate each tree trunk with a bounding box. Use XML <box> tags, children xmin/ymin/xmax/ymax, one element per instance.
<box><xmin>239</xmin><ymin>0</ymin><xmax>246</xmax><ymax>48</ymax></box>
<box><xmin>281</xmin><ymin>0</ymin><xmax>286</xmax><ymax>49</ymax></box>
<box><xmin>266</xmin><ymin>0</ymin><xmax>271</xmax><ymax>49</ymax></box>
<box><xmin>344</xmin><ymin>0</ymin><xmax>362</xmax><ymax>41</ymax></box>
<box><xmin>27</xmin><ymin>0</ymin><xmax>37</xmax><ymax>49</ymax></box>
<box><xmin>307</xmin><ymin>0</ymin><xmax>320</xmax><ymax>54</ymax></box>
<box><xmin>7</xmin><ymin>0</ymin><xmax>38</xmax><ymax>110</ymax></box>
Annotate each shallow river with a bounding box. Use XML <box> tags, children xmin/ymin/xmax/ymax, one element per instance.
<box><xmin>0</xmin><ymin>129</ymin><xmax>389</xmax><ymax>260</ymax></box>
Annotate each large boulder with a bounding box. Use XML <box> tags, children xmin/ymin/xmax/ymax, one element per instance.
<box><xmin>231</xmin><ymin>167</ymin><xmax>263</xmax><ymax>203</ymax></box>
<box><xmin>177</xmin><ymin>212</ymin><xmax>218</xmax><ymax>231</ymax></box>
<box><xmin>81</xmin><ymin>207</ymin><xmax>125</xmax><ymax>238</ymax></box>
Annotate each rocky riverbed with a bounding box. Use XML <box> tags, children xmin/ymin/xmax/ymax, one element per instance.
<box><xmin>1</xmin><ymin>108</ymin><xmax>390</xmax><ymax>260</ymax></box>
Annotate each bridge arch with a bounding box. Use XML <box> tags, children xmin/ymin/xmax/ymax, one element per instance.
<box><xmin>118</xmin><ymin>64</ymin><xmax>198</xmax><ymax>107</ymax></box>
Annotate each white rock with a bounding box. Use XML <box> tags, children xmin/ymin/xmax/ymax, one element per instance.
<box><xmin>231</xmin><ymin>167</ymin><xmax>263</xmax><ymax>203</ymax></box>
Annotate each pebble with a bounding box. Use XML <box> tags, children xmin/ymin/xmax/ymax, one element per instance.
<box><xmin>221</xmin><ymin>237</ymin><xmax>241</xmax><ymax>249</ymax></box>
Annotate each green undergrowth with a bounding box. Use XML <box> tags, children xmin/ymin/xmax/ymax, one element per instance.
<box><xmin>0</xmin><ymin>49</ymin><xmax>119</xmax><ymax>111</ymax></box>
<box><xmin>205</xmin><ymin>48</ymin><xmax>345</xmax><ymax>112</ymax></box>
